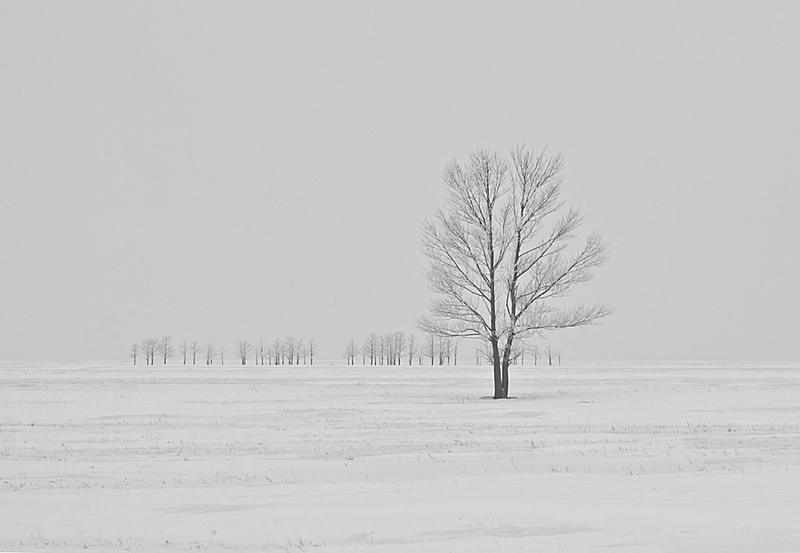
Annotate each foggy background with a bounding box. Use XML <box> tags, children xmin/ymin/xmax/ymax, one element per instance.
<box><xmin>1</xmin><ymin>2</ymin><xmax>798</xmax><ymax>362</ymax></box>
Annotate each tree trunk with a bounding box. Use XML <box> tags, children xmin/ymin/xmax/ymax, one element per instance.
<box><xmin>501</xmin><ymin>358</ymin><xmax>510</xmax><ymax>398</ymax></box>
<box><xmin>491</xmin><ymin>337</ymin><xmax>503</xmax><ymax>399</ymax></box>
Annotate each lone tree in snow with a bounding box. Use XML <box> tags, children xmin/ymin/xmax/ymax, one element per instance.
<box><xmin>130</xmin><ymin>342</ymin><xmax>139</xmax><ymax>365</ymax></box>
<box><xmin>419</xmin><ymin>146</ymin><xmax>611</xmax><ymax>399</ymax></box>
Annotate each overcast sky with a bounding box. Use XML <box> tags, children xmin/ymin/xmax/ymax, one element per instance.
<box><xmin>1</xmin><ymin>2</ymin><xmax>799</xmax><ymax>362</ymax></box>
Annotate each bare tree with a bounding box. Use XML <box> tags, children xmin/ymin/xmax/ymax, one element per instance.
<box><xmin>205</xmin><ymin>341</ymin><xmax>216</xmax><ymax>365</ymax></box>
<box><xmin>365</xmin><ymin>334</ymin><xmax>378</xmax><ymax>365</ymax></box>
<box><xmin>284</xmin><ymin>337</ymin><xmax>296</xmax><ymax>366</ymax></box>
<box><xmin>130</xmin><ymin>342</ymin><xmax>139</xmax><ymax>365</ymax></box>
<box><xmin>452</xmin><ymin>338</ymin><xmax>460</xmax><ymax>365</ymax></box>
<box><xmin>509</xmin><ymin>340</ymin><xmax>526</xmax><ymax>365</ymax></box>
<box><xmin>307</xmin><ymin>338</ymin><xmax>316</xmax><ymax>365</ymax></box>
<box><xmin>517</xmin><ymin>340</ymin><xmax>527</xmax><ymax>365</ymax></box>
<box><xmin>296</xmin><ymin>338</ymin><xmax>304</xmax><ymax>365</ymax></box>
<box><xmin>272</xmin><ymin>339</ymin><xmax>283</xmax><ymax>365</ymax></box>
<box><xmin>378</xmin><ymin>334</ymin><xmax>386</xmax><ymax>365</ymax></box>
<box><xmin>344</xmin><ymin>338</ymin><xmax>358</xmax><ymax>365</ymax></box>
<box><xmin>179</xmin><ymin>339</ymin><xmax>188</xmax><ymax>365</ymax></box>
<box><xmin>419</xmin><ymin>146</ymin><xmax>610</xmax><ymax>398</ymax></box>
<box><xmin>406</xmin><ymin>334</ymin><xmax>417</xmax><ymax>365</ymax></box>
<box><xmin>190</xmin><ymin>340</ymin><xmax>202</xmax><ymax>365</ymax></box>
<box><xmin>236</xmin><ymin>340</ymin><xmax>252</xmax><ymax>365</ymax></box>
<box><xmin>219</xmin><ymin>346</ymin><xmax>225</xmax><ymax>365</ymax></box>
<box><xmin>546</xmin><ymin>344</ymin><xmax>553</xmax><ymax>366</ymax></box>
<box><xmin>424</xmin><ymin>332</ymin><xmax>437</xmax><ymax>365</ymax></box>
<box><xmin>157</xmin><ymin>335</ymin><xmax>174</xmax><ymax>365</ymax></box>
<box><xmin>256</xmin><ymin>340</ymin><xmax>267</xmax><ymax>365</ymax></box>
<box><xmin>141</xmin><ymin>338</ymin><xmax>157</xmax><ymax>365</ymax></box>
<box><xmin>437</xmin><ymin>336</ymin><xmax>448</xmax><ymax>365</ymax></box>
<box><xmin>531</xmin><ymin>344</ymin><xmax>539</xmax><ymax>366</ymax></box>
<box><xmin>557</xmin><ymin>350</ymin><xmax>562</xmax><ymax>365</ymax></box>
<box><xmin>393</xmin><ymin>331</ymin><xmax>405</xmax><ymax>365</ymax></box>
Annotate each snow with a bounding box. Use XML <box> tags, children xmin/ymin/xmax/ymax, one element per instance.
<box><xmin>1</xmin><ymin>361</ymin><xmax>799</xmax><ymax>552</ymax></box>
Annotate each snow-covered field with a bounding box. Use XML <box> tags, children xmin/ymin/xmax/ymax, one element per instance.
<box><xmin>1</xmin><ymin>361</ymin><xmax>799</xmax><ymax>552</ymax></box>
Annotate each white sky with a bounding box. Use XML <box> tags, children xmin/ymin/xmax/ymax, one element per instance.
<box><xmin>1</xmin><ymin>2</ymin><xmax>798</xmax><ymax>362</ymax></box>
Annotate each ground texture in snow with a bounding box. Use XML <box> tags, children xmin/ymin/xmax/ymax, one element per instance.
<box><xmin>1</xmin><ymin>362</ymin><xmax>799</xmax><ymax>552</ymax></box>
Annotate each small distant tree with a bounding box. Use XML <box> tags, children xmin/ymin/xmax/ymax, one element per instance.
<box><xmin>284</xmin><ymin>337</ymin><xmax>296</xmax><ymax>365</ymax></box>
<box><xmin>308</xmin><ymin>338</ymin><xmax>316</xmax><ymax>365</ymax></box>
<box><xmin>296</xmin><ymin>338</ymin><xmax>304</xmax><ymax>365</ymax></box>
<box><xmin>546</xmin><ymin>344</ymin><xmax>553</xmax><ymax>366</ymax></box>
<box><xmin>179</xmin><ymin>339</ymin><xmax>188</xmax><ymax>365</ymax></box>
<box><xmin>130</xmin><ymin>342</ymin><xmax>139</xmax><ymax>365</ymax></box>
<box><xmin>141</xmin><ymin>338</ymin><xmax>157</xmax><ymax>365</ymax></box>
<box><xmin>219</xmin><ymin>346</ymin><xmax>225</xmax><ymax>365</ymax></box>
<box><xmin>407</xmin><ymin>334</ymin><xmax>417</xmax><ymax>365</ymax></box>
<box><xmin>236</xmin><ymin>340</ymin><xmax>252</xmax><ymax>365</ymax></box>
<box><xmin>205</xmin><ymin>341</ymin><xmax>216</xmax><ymax>365</ymax></box>
<box><xmin>256</xmin><ymin>340</ymin><xmax>267</xmax><ymax>365</ymax></box>
<box><xmin>272</xmin><ymin>339</ymin><xmax>282</xmax><ymax>365</ymax></box>
<box><xmin>393</xmin><ymin>332</ymin><xmax>405</xmax><ymax>365</ymax></box>
<box><xmin>557</xmin><ymin>350</ymin><xmax>562</xmax><ymax>365</ymax></box>
<box><xmin>190</xmin><ymin>340</ymin><xmax>202</xmax><ymax>365</ymax></box>
<box><xmin>437</xmin><ymin>336</ymin><xmax>449</xmax><ymax>365</ymax></box>
<box><xmin>377</xmin><ymin>334</ymin><xmax>386</xmax><ymax>365</ymax></box>
<box><xmin>424</xmin><ymin>332</ymin><xmax>437</xmax><ymax>365</ymax></box>
<box><xmin>509</xmin><ymin>341</ymin><xmax>525</xmax><ymax>365</ymax></box>
<box><xmin>365</xmin><ymin>334</ymin><xmax>378</xmax><ymax>365</ymax></box>
<box><xmin>531</xmin><ymin>344</ymin><xmax>539</xmax><ymax>366</ymax></box>
<box><xmin>157</xmin><ymin>335</ymin><xmax>174</xmax><ymax>365</ymax></box>
<box><xmin>518</xmin><ymin>341</ymin><xmax>528</xmax><ymax>365</ymax></box>
<box><xmin>452</xmin><ymin>338</ymin><xmax>460</xmax><ymax>365</ymax></box>
<box><xmin>344</xmin><ymin>338</ymin><xmax>358</xmax><ymax>365</ymax></box>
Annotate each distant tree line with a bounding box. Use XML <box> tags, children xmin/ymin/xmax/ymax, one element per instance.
<box><xmin>343</xmin><ymin>333</ymin><xmax>562</xmax><ymax>366</ymax></box>
<box><xmin>129</xmin><ymin>334</ymin><xmax>562</xmax><ymax>367</ymax></box>
<box><xmin>129</xmin><ymin>336</ymin><xmax>316</xmax><ymax>366</ymax></box>
<box><xmin>343</xmin><ymin>331</ymin><xmax>462</xmax><ymax>366</ymax></box>
<box><xmin>473</xmin><ymin>341</ymin><xmax>562</xmax><ymax>366</ymax></box>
